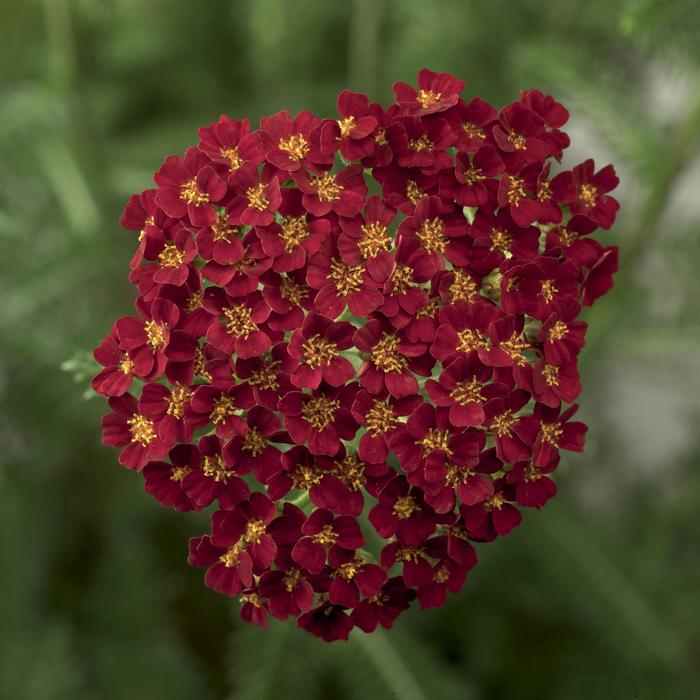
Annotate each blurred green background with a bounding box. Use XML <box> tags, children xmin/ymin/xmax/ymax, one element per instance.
<box><xmin>2</xmin><ymin>0</ymin><xmax>700</xmax><ymax>698</ymax></box>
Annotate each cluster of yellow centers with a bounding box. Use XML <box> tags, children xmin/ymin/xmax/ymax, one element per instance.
<box><xmin>547</xmin><ymin>320</ymin><xmax>568</xmax><ymax>341</ymax></box>
<box><xmin>302</xmin><ymin>334</ymin><xmax>338</xmax><ymax>368</ymax></box>
<box><xmin>578</xmin><ymin>183</ymin><xmax>597</xmax><ymax>206</ymax></box>
<box><xmin>358</xmin><ymin>221</ymin><xmax>391</xmax><ymax>259</ymax></box>
<box><xmin>127</xmin><ymin>414</ymin><xmax>157</xmax><ymax>446</ymax></box>
<box><xmin>211</xmin><ymin>212</ymin><xmax>238</xmax><ymax>242</ymax></box>
<box><xmin>332</xmin><ymin>454</ymin><xmax>366</xmax><ymax>491</ymax></box>
<box><xmin>456</xmin><ymin>328</ymin><xmax>490</xmax><ymax>354</ymax></box>
<box><xmin>169</xmin><ymin>464</ymin><xmax>191</xmax><ymax>482</ymax></box>
<box><xmin>335</xmin><ymin>559</ymin><xmax>362</xmax><ymax>580</ymax></box>
<box><xmin>242</xmin><ymin>427</ymin><xmax>267</xmax><ymax>456</ymax></box>
<box><xmin>444</xmin><ymin>463</ymin><xmax>476</xmax><ymax>487</ymax></box>
<box><xmin>406</xmin><ymin>180</ymin><xmax>426</xmax><ymax>205</ymax></box>
<box><xmin>409</xmin><ymin>134</ymin><xmax>434</xmax><ymax>152</ymax></box>
<box><xmin>418</xmin><ymin>428</ymin><xmax>452</xmax><ymax>457</ymax></box>
<box><xmin>392</xmin><ymin>494</ymin><xmax>420</xmax><ymax>520</ymax></box>
<box><xmin>279</xmin><ymin>216</ymin><xmax>309</xmax><ymax>252</ymax></box>
<box><xmin>490</xmin><ymin>228</ymin><xmax>513</xmax><ymax>254</ymax></box>
<box><xmin>158</xmin><ymin>242</ymin><xmax>185</xmax><ymax>268</ymax></box>
<box><xmin>417</xmin><ymin>89</ymin><xmax>442</xmax><ymax>109</ymax></box>
<box><xmin>390</xmin><ymin>264</ymin><xmax>416</xmax><ymax>295</ymax></box>
<box><xmin>313</xmin><ymin>172</ymin><xmax>343</xmax><ymax>202</ymax></box>
<box><xmin>542</xmin><ymin>364</ymin><xmax>560</xmax><ymax>387</ymax></box>
<box><xmin>462</xmin><ymin>164</ymin><xmax>486</xmax><ymax>186</ymax></box>
<box><xmin>218</xmin><ymin>518</ymin><xmax>267</xmax><ymax>568</ymax></box>
<box><xmin>144</xmin><ymin>320</ymin><xmax>167</xmax><ymax>351</ymax></box>
<box><xmin>365</xmin><ymin>399</ymin><xmax>399</xmax><ymax>436</ymax></box>
<box><xmin>507</xmin><ymin>130</ymin><xmax>526</xmax><ymax>150</ymax></box>
<box><xmin>300</xmin><ymin>395</ymin><xmax>340</xmax><ymax>431</ymax></box>
<box><xmin>279</xmin><ymin>276</ymin><xmax>309</xmax><ymax>307</ymax></box>
<box><xmin>179</xmin><ymin>179</ymin><xmax>209</xmax><ymax>205</ymax></box>
<box><xmin>449</xmin><ymin>269</ymin><xmax>477</xmax><ymax>302</ymax></box>
<box><xmin>119</xmin><ymin>356</ymin><xmax>134</xmax><ymax>375</ymax></box>
<box><xmin>461</xmin><ymin>122</ymin><xmax>484</xmax><ymax>139</ymax></box>
<box><xmin>337</xmin><ymin>116</ymin><xmax>356</xmax><ymax>138</ymax></box>
<box><xmin>328</xmin><ymin>258</ymin><xmax>364</xmax><ymax>297</ymax></box>
<box><xmin>499</xmin><ymin>332</ymin><xmax>530</xmax><ymax>366</ymax></box>
<box><xmin>246</xmin><ymin>183</ymin><xmax>269</xmax><ymax>212</ymax></box>
<box><xmin>223</xmin><ymin>304</ymin><xmax>258</xmax><ymax>339</ymax></box>
<box><xmin>450</xmin><ymin>377</ymin><xmax>484</xmax><ymax>406</ymax></box>
<box><xmin>490</xmin><ymin>411</ymin><xmax>517</xmax><ymax>438</ymax></box>
<box><xmin>210</xmin><ymin>395</ymin><xmax>240</xmax><ymax>425</ymax></box>
<box><xmin>416</xmin><ymin>217</ymin><xmax>447</xmax><ymax>254</ymax></box>
<box><xmin>291</xmin><ymin>462</ymin><xmax>322</xmax><ymax>490</ymax></box>
<box><xmin>506</xmin><ymin>176</ymin><xmax>526</xmax><ymax>206</ymax></box>
<box><xmin>202</xmin><ymin>454</ymin><xmax>231</xmax><ymax>483</ymax></box>
<box><xmin>541</xmin><ymin>421</ymin><xmax>563</xmax><ymax>446</ymax></box>
<box><xmin>278</xmin><ymin>133</ymin><xmax>309</xmax><ymax>162</ymax></box>
<box><xmin>540</xmin><ymin>279</ymin><xmax>558</xmax><ymax>303</ymax></box>
<box><xmin>166</xmin><ymin>385</ymin><xmax>193</xmax><ymax>419</ymax></box>
<box><xmin>220</xmin><ymin>146</ymin><xmax>242</xmax><ymax>171</ymax></box>
<box><xmin>370</xmin><ymin>334</ymin><xmax>407</xmax><ymax>373</ymax></box>
<box><xmin>312</xmin><ymin>524</ymin><xmax>337</xmax><ymax>546</ymax></box>
<box><xmin>249</xmin><ymin>358</ymin><xmax>280</xmax><ymax>391</ymax></box>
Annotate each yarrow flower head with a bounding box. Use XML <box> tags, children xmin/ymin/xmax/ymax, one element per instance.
<box><xmin>93</xmin><ymin>69</ymin><xmax>620</xmax><ymax>642</ymax></box>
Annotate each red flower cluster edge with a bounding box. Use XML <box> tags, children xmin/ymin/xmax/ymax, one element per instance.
<box><xmin>94</xmin><ymin>68</ymin><xmax>620</xmax><ymax>642</ymax></box>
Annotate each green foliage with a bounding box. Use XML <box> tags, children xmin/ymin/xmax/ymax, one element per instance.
<box><xmin>1</xmin><ymin>0</ymin><xmax>699</xmax><ymax>698</ymax></box>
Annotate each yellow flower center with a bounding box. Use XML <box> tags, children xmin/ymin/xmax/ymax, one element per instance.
<box><xmin>300</xmin><ymin>396</ymin><xmax>340</xmax><ymax>431</ymax></box>
<box><xmin>540</xmin><ymin>279</ymin><xmax>558</xmax><ymax>303</ymax></box>
<box><xmin>242</xmin><ymin>427</ymin><xmax>267</xmax><ymax>456</ymax></box>
<box><xmin>279</xmin><ymin>276</ymin><xmax>309</xmax><ymax>307</ymax></box>
<box><xmin>461</xmin><ymin>122</ymin><xmax>484</xmax><ymax>139</ymax></box>
<box><xmin>456</xmin><ymin>328</ymin><xmax>490</xmax><ymax>354</ymax></box>
<box><xmin>158</xmin><ymin>241</ymin><xmax>185</xmax><ymax>268</ymax></box>
<box><xmin>144</xmin><ymin>320</ymin><xmax>167</xmax><ymax>351</ymax></box>
<box><xmin>392</xmin><ymin>495</ymin><xmax>420</xmax><ymax>520</ymax></box>
<box><xmin>291</xmin><ymin>463</ymin><xmax>322</xmax><ymax>490</ymax></box>
<box><xmin>202</xmin><ymin>454</ymin><xmax>231</xmax><ymax>483</ymax></box>
<box><xmin>283</xmin><ymin>568</ymin><xmax>303</xmax><ymax>592</ymax></box>
<box><xmin>409</xmin><ymin>134</ymin><xmax>434</xmax><ymax>152</ymax></box>
<box><xmin>541</xmin><ymin>421</ymin><xmax>563</xmax><ymax>446</ymax></box>
<box><xmin>547</xmin><ymin>321</ymin><xmax>568</xmax><ymax>341</ymax></box>
<box><xmin>328</xmin><ymin>258</ymin><xmax>364</xmax><ymax>297</ymax></box>
<box><xmin>337</xmin><ymin>116</ymin><xmax>356</xmax><ymax>138</ymax></box>
<box><xmin>358</xmin><ymin>222</ymin><xmax>392</xmax><ymax>259</ymax></box>
<box><xmin>579</xmin><ymin>184</ymin><xmax>597</xmax><ymax>206</ymax></box>
<box><xmin>418</xmin><ymin>428</ymin><xmax>452</xmax><ymax>457</ymax></box>
<box><xmin>506</xmin><ymin>176</ymin><xmax>526</xmax><ymax>206</ymax></box>
<box><xmin>223</xmin><ymin>305</ymin><xmax>258</xmax><ymax>339</ymax></box>
<box><xmin>278</xmin><ymin>134</ymin><xmax>309</xmax><ymax>161</ymax></box>
<box><xmin>312</xmin><ymin>524</ymin><xmax>337</xmax><ymax>546</ymax></box>
<box><xmin>280</xmin><ymin>216</ymin><xmax>309</xmax><ymax>252</ymax></box>
<box><xmin>499</xmin><ymin>332</ymin><xmax>530</xmax><ymax>366</ymax></box>
<box><xmin>119</xmin><ymin>357</ymin><xmax>134</xmax><ymax>375</ymax></box>
<box><xmin>371</xmin><ymin>334</ymin><xmax>407</xmax><ymax>373</ymax></box>
<box><xmin>210</xmin><ymin>395</ymin><xmax>240</xmax><ymax>425</ymax></box>
<box><xmin>219</xmin><ymin>543</ymin><xmax>242</xmax><ymax>567</ymax></box>
<box><xmin>542</xmin><ymin>364</ymin><xmax>560</xmax><ymax>387</ymax></box>
<box><xmin>302</xmin><ymin>334</ymin><xmax>338</xmax><ymax>368</ymax></box>
<box><xmin>220</xmin><ymin>146</ymin><xmax>243</xmax><ymax>171</ymax></box>
<box><xmin>166</xmin><ymin>385</ymin><xmax>193</xmax><ymax>419</ymax></box>
<box><xmin>490</xmin><ymin>411</ymin><xmax>517</xmax><ymax>438</ymax></box>
<box><xmin>417</xmin><ymin>89</ymin><xmax>442</xmax><ymax>108</ymax></box>
<box><xmin>313</xmin><ymin>172</ymin><xmax>343</xmax><ymax>202</ymax></box>
<box><xmin>246</xmin><ymin>183</ymin><xmax>269</xmax><ymax>212</ymax></box>
<box><xmin>450</xmin><ymin>377</ymin><xmax>484</xmax><ymax>405</ymax></box>
<box><xmin>170</xmin><ymin>465</ymin><xmax>191</xmax><ymax>482</ymax></box>
<box><xmin>490</xmin><ymin>228</ymin><xmax>513</xmax><ymax>253</ymax></box>
<box><xmin>332</xmin><ymin>454</ymin><xmax>365</xmax><ymax>490</ymax></box>
<box><xmin>244</xmin><ymin>519</ymin><xmax>266</xmax><ymax>544</ymax></box>
<box><xmin>449</xmin><ymin>269</ymin><xmax>477</xmax><ymax>302</ymax></box>
<box><xmin>212</xmin><ymin>212</ymin><xmax>239</xmax><ymax>242</ymax></box>
<box><xmin>365</xmin><ymin>400</ymin><xmax>399</xmax><ymax>437</ymax></box>
<box><xmin>179</xmin><ymin>179</ymin><xmax>209</xmax><ymax>205</ymax></box>
<box><xmin>250</xmin><ymin>358</ymin><xmax>280</xmax><ymax>391</ymax></box>
<box><xmin>416</xmin><ymin>217</ymin><xmax>446</xmax><ymax>254</ymax></box>
<box><xmin>127</xmin><ymin>414</ymin><xmax>157</xmax><ymax>446</ymax></box>
<box><xmin>406</xmin><ymin>180</ymin><xmax>426</xmax><ymax>204</ymax></box>
<box><xmin>507</xmin><ymin>131</ymin><xmax>526</xmax><ymax>150</ymax></box>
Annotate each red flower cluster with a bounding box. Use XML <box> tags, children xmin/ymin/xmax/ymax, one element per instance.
<box><xmin>94</xmin><ymin>69</ymin><xmax>619</xmax><ymax>641</ymax></box>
